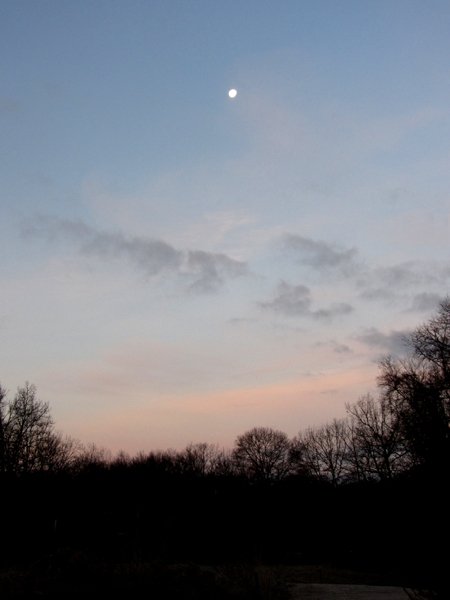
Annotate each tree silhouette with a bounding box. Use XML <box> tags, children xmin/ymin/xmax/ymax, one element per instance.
<box><xmin>295</xmin><ymin>419</ymin><xmax>347</xmax><ymax>486</ymax></box>
<box><xmin>232</xmin><ymin>426</ymin><xmax>292</xmax><ymax>481</ymax></box>
<box><xmin>345</xmin><ymin>394</ymin><xmax>409</xmax><ymax>480</ymax></box>
<box><xmin>0</xmin><ymin>382</ymin><xmax>75</xmax><ymax>473</ymax></box>
<box><xmin>376</xmin><ymin>299</ymin><xmax>450</xmax><ymax>473</ymax></box>
<box><xmin>180</xmin><ymin>442</ymin><xmax>219</xmax><ymax>476</ymax></box>
<box><xmin>0</xmin><ymin>384</ymin><xmax>7</xmax><ymax>472</ymax></box>
<box><xmin>410</xmin><ymin>298</ymin><xmax>450</xmax><ymax>392</ymax></box>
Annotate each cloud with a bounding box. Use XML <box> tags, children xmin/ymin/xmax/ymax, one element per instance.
<box><xmin>260</xmin><ymin>281</ymin><xmax>311</xmax><ymax>316</ymax></box>
<box><xmin>358</xmin><ymin>287</ymin><xmax>398</xmax><ymax>303</ymax></box>
<box><xmin>23</xmin><ymin>216</ymin><xmax>247</xmax><ymax>292</ymax></box>
<box><xmin>372</xmin><ymin>262</ymin><xmax>437</xmax><ymax>288</ymax></box>
<box><xmin>409</xmin><ymin>292</ymin><xmax>444</xmax><ymax>312</ymax></box>
<box><xmin>281</xmin><ymin>234</ymin><xmax>359</xmax><ymax>275</ymax></box>
<box><xmin>185</xmin><ymin>250</ymin><xmax>247</xmax><ymax>293</ymax></box>
<box><xmin>356</xmin><ymin>327</ymin><xmax>411</xmax><ymax>356</ymax></box>
<box><xmin>333</xmin><ymin>343</ymin><xmax>352</xmax><ymax>354</ymax></box>
<box><xmin>315</xmin><ymin>340</ymin><xmax>353</xmax><ymax>354</ymax></box>
<box><xmin>313</xmin><ymin>304</ymin><xmax>354</xmax><ymax>320</ymax></box>
<box><xmin>280</xmin><ymin>235</ymin><xmax>450</xmax><ymax>308</ymax></box>
<box><xmin>227</xmin><ymin>317</ymin><xmax>258</xmax><ymax>326</ymax></box>
<box><xmin>260</xmin><ymin>280</ymin><xmax>354</xmax><ymax>320</ymax></box>
<box><xmin>357</xmin><ymin>261</ymin><xmax>450</xmax><ymax>304</ymax></box>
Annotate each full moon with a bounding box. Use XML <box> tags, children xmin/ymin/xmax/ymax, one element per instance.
<box><xmin>228</xmin><ymin>88</ymin><xmax>237</xmax><ymax>99</ymax></box>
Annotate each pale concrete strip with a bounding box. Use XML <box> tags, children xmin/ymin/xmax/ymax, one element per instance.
<box><xmin>289</xmin><ymin>583</ymin><xmax>410</xmax><ymax>599</ymax></box>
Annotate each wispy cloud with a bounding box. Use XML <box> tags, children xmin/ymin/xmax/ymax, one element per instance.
<box><xmin>409</xmin><ymin>292</ymin><xmax>444</xmax><ymax>312</ymax></box>
<box><xmin>185</xmin><ymin>250</ymin><xmax>247</xmax><ymax>293</ymax></box>
<box><xmin>356</xmin><ymin>327</ymin><xmax>411</xmax><ymax>355</ymax></box>
<box><xmin>273</xmin><ymin>231</ymin><xmax>450</xmax><ymax>325</ymax></box>
<box><xmin>281</xmin><ymin>233</ymin><xmax>360</xmax><ymax>275</ymax></box>
<box><xmin>314</xmin><ymin>304</ymin><xmax>354</xmax><ymax>320</ymax></box>
<box><xmin>279</xmin><ymin>233</ymin><xmax>450</xmax><ymax>310</ymax></box>
<box><xmin>357</xmin><ymin>261</ymin><xmax>450</xmax><ymax>304</ymax></box>
<box><xmin>368</xmin><ymin>262</ymin><xmax>438</xmax><ymax>288</ymax></box>
<box><xmin>333</xmin><ymin>343</ymin><xmax>352</xmax><ymax>354</ymax></box>
<box><xmin>260</xmin><ymin>281</ymin><xmax>311</xmax><ymax>316</ymax></box>
<box><xmin>23</xmin><ymin>216</ymin><xmax>248</xmax><ymax>293</ymax></box>
<box><xmin>260</xmin><ymin>280</ymin><xmax>353</xmax><ymax>320</ymax></box>
<box><xmin>314</xmin><ymin>340</ymin><xmax>353</xmax><ymax>354</ymax></box>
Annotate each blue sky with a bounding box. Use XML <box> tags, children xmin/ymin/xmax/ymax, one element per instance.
<box><xmin>1</xmin><ymin>1</ymin><xmax>450</xmax><ymax>453</ymax></box>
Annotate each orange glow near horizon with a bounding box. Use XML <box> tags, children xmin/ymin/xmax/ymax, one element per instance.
<box><xmin>62</xmin><ymin>362</ymin><xmax>377</xmax><ymax>454</ymax></box>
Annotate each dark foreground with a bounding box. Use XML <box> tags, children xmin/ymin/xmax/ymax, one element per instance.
<box><xmin>0</xmin><ymin>561</ymin><xmax>441</xmax><ymax>599</ymax></box>
<box><xmin>1</xmin><ymin>464</ymin><xmax>448</xmax><ymax>599</ymax></box>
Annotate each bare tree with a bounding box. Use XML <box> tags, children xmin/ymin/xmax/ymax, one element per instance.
<box><xmin>74</xmin><ymin>443</ymin><xmax>112</xmax><ymax>471</ymax></box>
<box><xmin>345</xmin><ymin>394</ymin><xmax>409</xmax><ymax>480</ymax></box>
<box><xmin>0</xmin><ymin>384</ymin><xmax>7</xmax><ymax>472</ymax></box>
<box><xmin>296</xmin><ymin>419</ymin><xmax>347</xmax><ymax>486</ymax></box>
<box><xmin>45</xmin><ymin>433</ymin><xmax>82</xmax><ymax>471</ymax></box>
<box><xmin>378</xmin><ymin>355</ymin><xmax>448</xmax><ymax>470</ymax></box>
<box><xmin>3</xmin><ymin>383</ymin><xmax>54</xmax><ymax>472</ymax></box>
<box><xmin>232</xmin><ymin>427</ymin><xmax>292</xmax><ymax>481</ymax></box>
<box><xmin>179</xmin><ymin>442</ymin><xmax>225</xmax><ymax>476</ymax></box>
<box><xmin>210</xmin><ymin>447</ymin><xmax>237</xmax><ymax>477</ymax></box>
<box><xmin>409</xmin><ymin>298</ymin><xmax>450</xmax><ymax>415</ymax></box>
<box><xmin>410</xmin><ymin>299</ymin><xmax>450</xmax><ymax>377</ymax></box>
<box><xmin>0</xmin><ymin>382</ymin><xmax>81</xmax><ymax>473</ymax></box>
<box><xmin>374</xmin><ymin>300</ymin><xmax>450</xmax><ymax>471</ymax></box>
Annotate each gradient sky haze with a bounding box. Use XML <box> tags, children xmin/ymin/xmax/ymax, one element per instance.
<box><xmin>1</xmin><ymin>0</ymin><xmax>450</xmax><ymax>453</ymax></box>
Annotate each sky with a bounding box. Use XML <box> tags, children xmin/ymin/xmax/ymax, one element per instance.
<box><xmin>1</xmin><ymin>0</ymin><xmax>450</xmax><ymax>454</ymax></box>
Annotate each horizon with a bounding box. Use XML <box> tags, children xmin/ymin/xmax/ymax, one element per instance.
<box><xmin>1</xmin><ymin>1</ymin><xmax>450</xmax><ymax>454</ymax></box>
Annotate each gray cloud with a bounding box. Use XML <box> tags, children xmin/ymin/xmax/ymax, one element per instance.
<box><xmin>84</xmin><ymin>231</ymin><xmax>182</xmax><ymax>275</ymax></box>
<box><xmin>185</xmin><ymin>250</ymin><xmax>247</xmax><ymax>293</ymax></box>
<box><xmin>282</xmin><ymin>234</ymin><xmax>359</xmax><ymax>274</ymax></box>
<box><xmin>281</xmin><ymin>236</ymin><xmax>450</xmax><ymax>308</ymax></box>
<box><xmin>356</xmin><ymin>327</ymin><xmax>411</xmax><ymax>355</ymax></box>
<box><xmin>357</xmin><ymin>261</ymin><xmax>448</xmax><ymax>302</ymax></box>
<box><xmin>333</xmin><ymin>343</ymin><xmax>352</xmax><ymax>354</ymax></box>
<box><xmin>373</xmin><ymin>262</ymin><xmax>437</xmax><ymax>288</ymax></box>
<box><xmin>260</xmin><ymin>280</ymin><xmax>354</xmax><ymax>320</ymax></box>
<box><xmin>23</xmin><ymin>216</ymin><xmax>247</xmax><ymax>293</ymax></box>
<box><xmin>358</xmin><ymin>287</ymin><xmax>398</xmax><ymax>302</ymax></box>
<box><xmin>260</xmin><ymin>281</ymin><xmax>312</xmax><ymax>316</ymax></box>
<box><xmin>314</xmin><ymin>303</ymin><xmax>354</xmax><ymax>320</ymax></box>
<box><xmin>227</xmin><ymin>317</ymin><xmax>258</xmax><ymax>326</ymax></box>
<box><xmin>409</xmin><ymin>292</ymin><xmax>444</xmax><ymax>312</ymax></box>
<box><xmin>315</xmin><ymin>340</ymin><xmax>353</xmax><ymax>354</ymax></box>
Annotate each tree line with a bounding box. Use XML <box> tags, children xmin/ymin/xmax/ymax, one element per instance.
<box><xmin>2</xmin><ymin>299</ymin><xmax>449</xmax><ymax>482</ymax></box>
<box><xmin>0</xmin><ymin>300</ymin><xmax>449</xmax><ymax>597</ymax></box>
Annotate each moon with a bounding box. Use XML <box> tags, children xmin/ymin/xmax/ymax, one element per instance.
<box><xmin>228</xmin><ymin>88</ymin><xmax>237</xmax><ymax>99</ymax></box>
